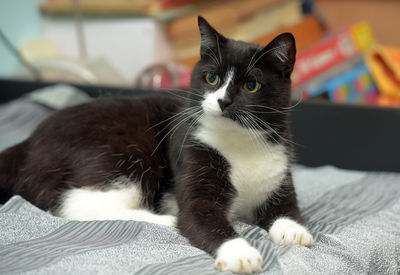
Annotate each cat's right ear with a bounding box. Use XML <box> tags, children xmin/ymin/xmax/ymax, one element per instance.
<box><xmin>198</xmin><ymin>16</ymin><xmax>225</xmax><ymax>56</ymax></box>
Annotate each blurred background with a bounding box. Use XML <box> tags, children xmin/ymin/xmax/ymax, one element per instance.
<box><xmin>0</xmin><ymin>0</ymin><xmax>400</xmax><ymax>106</ymax></box>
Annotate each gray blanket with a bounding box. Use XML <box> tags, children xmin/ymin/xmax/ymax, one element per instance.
<box><xmin>0</xmin><ymin>87</ymin><xmax>399</xmax><ymax>274</ymax></box>
<box><xmin>1</xmin><ymin>167</ymin><xmax>399</xmax><ymax>274</ymax></box>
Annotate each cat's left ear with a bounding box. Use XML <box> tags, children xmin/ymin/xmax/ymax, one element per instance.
<box><xmin>262</xmin><ymin>33</ymin><xmax>296</xmax><ymax>77</ymax></box>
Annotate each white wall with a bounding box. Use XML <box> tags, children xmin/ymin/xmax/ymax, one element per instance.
<box><xmin>41</xmin><ymin>17</ymin><xmax>173</xmax><ymax>83</ymax></box>
<box><xmin>0</xmin><ymin>0</ymin><xmax>173</xmax><ymax>83</ymax></box>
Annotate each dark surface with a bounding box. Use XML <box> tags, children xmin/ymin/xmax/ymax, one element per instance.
<box><xmin>1</xmin><ymin>78</ymin><xmax>399</xmax><ymax>172</ymax></box>
<box><xmin>290</xmin><ymin>101</ymin><xmax>400</xmax><ymax>172</ymax></box>
<box><xmin>0</xmin><ymin>78</ymin><xmax>152</xmax><ymax>101</ymax></box>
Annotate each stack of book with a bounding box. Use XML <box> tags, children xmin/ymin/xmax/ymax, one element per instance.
<box><xmin>41</xmin><ymin>0</ymin><xmax>211</xmax><ymax>17</ymax></box>
<box><xmin>165</xmin><ymin>0</ymin><xmax>324</xmax><ymax>67</ymax></box>
<box><xmin>291</xmin><ymin>21</ymin><xmax>378</xmax><ymax>105</ymax></box>
<box><xmin>41</xmin><ymin>0</ymin><xmax>324</xmax><ymax>73</ymax></box>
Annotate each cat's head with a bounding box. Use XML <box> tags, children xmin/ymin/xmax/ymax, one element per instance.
<box><xmin>190</xmin><ymin>16</ymin><xmax>296</xmax><ymax>133</ymax></box>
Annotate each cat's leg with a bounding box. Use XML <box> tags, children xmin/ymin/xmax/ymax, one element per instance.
<box><xmin>255</xmin><ymin>174</ymin><xmax>314</xmax><ymax>246</ymax></box>
<box><xmin>179</xmin><ymin>199</ymin><xmax>262</xmax><ymax>274</ymax></box>
<box><xmin>56</xmin><ymin>182</ymin><xmax>176</xmax><ymax>227</ymax></box>
<box><xmin>177</xmin><ymin>148</ymin><xmax>262</xmax><ymax>274</ymax></box>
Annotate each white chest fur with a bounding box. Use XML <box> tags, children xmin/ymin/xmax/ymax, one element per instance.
<box><xmin>194</xmin><ymin>115</ymin><xmax>288</xmax><ymax>222</ymax></box>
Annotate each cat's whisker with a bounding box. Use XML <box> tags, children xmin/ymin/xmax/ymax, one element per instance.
<box><xmin>159</xmin><ymin>87</ymin><xmax>205</xmax><ymax>99</ymax></box>
<box><xmin>246</xmin><ymin>109</ymin><xmax>288</xmax><ymax>116</ymax></box>
<box><xmin>204</xmin><ymin>52</ymin><xmax>220</xmax><ymax>67</ymax></box>
<box><xmin>281</xmin><ymin>96</ymin><xmax>303</xmax><ymax>110</ymax></box>
<box><xmin>246</xmin><ymin>44</ymin><xmax>289</xmax><ymax>73</ymax></box>
<box><xmin>242</xmin><ymin>110</ymin><xmax>300</xmax><ymax>147</ymax></box>
<box><xmin>241</xmin><ymin>110</ymin><xmax>281</xmax><ymax>133</ymax></box>
<box><xmin>151</xmin><ymin>109</ymin><xmax>201</xmax><ymax>156</ymax></box>
<box><xmin>237</xmin><ymin>113</ymin><xmax>267</xmax><ymax>150</ymax></box>
<box><xmin>146</xmin><ymin>106</ymin><xmax>200</xmax><ymax>133</ymax></box>
<box><xmin>239</xmin><ymin>110</ymin><xmax>281</xmax><ymax>147</ymax></box>
<box><xmin>238</xmin><ymin>114</ymin><xmax>273</xmax><ymax>156</ymax></box>
<box><xmin>241</xmin><ymin>108</ymin><xmax>284</xmax><ymax>128</ymax></box>
<box><xmin>244</xmin><ymin>104</ymin><xmax>289</xmax><ymax>114</ymax></box>
<box><xmin>154</xmin><ymin>107</ymin><xmax>201</xmax><ymax>138</ymax></box>
<box><xmin>176</xmin><ymin>112</ymin><xmax>204</xmax><ymax>162</ymax></box>
<box><xmin>246</xmin><ymin>48</ymin><xmax>262</xmax><ymax>75</ymax></box>
<box><xmin>188</xmin><ymin>87</ymin><xmax>207</xmax><ymax>97</ymax></box>
<box><xmin>159</xmin><ymin>89</ymin><xmax>203</xmax><ymax>104</ymax></box>
<box><xmin>215</xmin><ymin>34</ymin><xmax>223</xmax><ymax>64</ymax></box>
<box><xmin>244</xmin><ymin>116</ymin><xmax>273</xmax><ymax>153</ymax></box>
<box><xmin>203</xmin><ymin>44</ymin><xmax>221</xmax><ymax>66</ymax></box>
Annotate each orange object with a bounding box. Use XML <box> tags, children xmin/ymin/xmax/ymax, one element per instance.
<box><xmin>377</xmin><ymin>95</ymin><xmax>400</xmax><ymax>107</ymax></box>
<box><xmin>253</xmin><ymin>16</ymin><xmax>323</xmax><ymax>53</ymax></box>
<box><xmin>167</xmin><ymin>0</ymin><xmax>283</xmax><ymax>40</ymax></box>
<box><xmin>175</xmin><ymin>15</ymin><xmax>324</xmax><ymax>68</ymax></box>
<box><xmin>365</xmin><ymin>45</ymin><xmax>400</xmax><ymax>99</ymax></box>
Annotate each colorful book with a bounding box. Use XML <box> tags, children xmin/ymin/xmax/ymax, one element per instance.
<box><xmin>306</xmin><ymin>61</ymin><xmax>378</xmax><ymax>104</ymax></box>
<box><xmin>291</xmin><ymin>21</ymin><xmax>374</xmax><ymax>88</ymax></box>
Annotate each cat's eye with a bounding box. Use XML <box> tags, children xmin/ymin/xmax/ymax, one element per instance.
<box><xmin>244</xmin><ymin>80</ymin><xmax>260</xmax><ymax>93</ymax></box>
<box><xmin>205</xmin><ymin>72</ymin><xmax>219</xmax><ymax>85</ymax></box>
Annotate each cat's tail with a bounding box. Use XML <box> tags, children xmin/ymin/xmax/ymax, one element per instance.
<box><xmin>0</xmin><ymin>141</ymin><xmax>27</xmax><ymax>203</ymax></box>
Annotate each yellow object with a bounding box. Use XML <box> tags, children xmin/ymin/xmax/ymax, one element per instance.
<box><xmin>365</xmin><ymin>45</ymin><xmax>400</xmax><ymax>99</ymax></box>
<box><xmin>351</xmin><ymin>21</ymin><xmax>374</xmax><ymax>52</ymax></box>
<box><xmin>19</xmin><ymin>39</ymin><xmax>59</xmax><ymax>62</ymax></box>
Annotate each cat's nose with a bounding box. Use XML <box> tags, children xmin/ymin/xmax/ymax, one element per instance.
<box><xmin>217</xmin><ymin>98</ymin><xmax>232</xmax><ymax>111</ymax></box>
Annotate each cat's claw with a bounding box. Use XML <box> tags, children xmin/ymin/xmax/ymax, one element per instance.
<box><xmin>215</xmin><ymin>238</ymin><xmax>262</xmax><ymax>274</ymax></box>
<box><xmin>269</xmin><ymin>217</ymin><xmax>314</xmax><ymax>246</ymax></box>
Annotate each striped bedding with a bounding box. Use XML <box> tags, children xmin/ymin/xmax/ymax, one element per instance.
<box><xmin>1</xmin><ymin>167</ymin><xmax>399</xmax><ymax>274</ymax></box>
<box><xmin>1</xmin><ymin>88</ymin><xmax>400</xmax><ymax>274</ymax></box>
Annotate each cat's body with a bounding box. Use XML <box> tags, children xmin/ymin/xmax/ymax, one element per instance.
<box><xmin>0</xmin><ymin>17</ymin><xmax>313</xmax><ymax>274</ymax></box>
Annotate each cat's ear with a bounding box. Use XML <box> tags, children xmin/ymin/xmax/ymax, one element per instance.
<box><xmin>262</xmin><ymin>33</ymin><xmax>296</xmax><ymax>77</ymax></box>
<box><xmin>198</xmin><ymin>16</ymin><xmax>226</xmax><ymax>56</ymax></box>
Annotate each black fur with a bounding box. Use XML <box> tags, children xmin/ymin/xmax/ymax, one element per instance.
<box><xmin>0</xmin><ymin>17</ymin><xmax>302</xmax><ymax>257</ymax></box>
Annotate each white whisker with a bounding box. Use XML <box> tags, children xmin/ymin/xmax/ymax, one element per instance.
<box><xmin>245</xmin><ymin>104</ymin><xmax>288</xmax><ymax>114</ymax></box>
<box><xmin>146</xmin><ymin>106</ymin><xmax>199</xmax><ymax>133</ymax></box>
<box><xmin>246</xmin><ymin>44</ymin><xmax>289</xmax><ymax>73</ymax></box>
<box><xmin>151</xmin><ymin>108</ymin><xmax>201</xmax><ymax>156</ymax></box>
<box><xmin>176</xmin><ymin>112</ymin><xmax>204</xmax><ymax>162</ymax></box>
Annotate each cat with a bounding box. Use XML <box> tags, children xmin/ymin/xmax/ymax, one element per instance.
<box><xmin>0</xmin><ymin>16</ymin><xmax>313</xmax><ymax>274</ymax></box>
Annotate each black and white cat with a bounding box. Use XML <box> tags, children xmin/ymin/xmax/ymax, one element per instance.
<box><xmin>0</xmin><ymin>17</ymin><xmax>313</xmax><ymax>274</ymax></box>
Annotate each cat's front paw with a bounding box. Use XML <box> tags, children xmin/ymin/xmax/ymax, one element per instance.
<box><xmin>215</xmin><ymin>238</ymin><xmax>262</xmax><ymax>274</ymax></box>
<box><xmin>269</xmin><ymin>217</ymin><xmax>314</xmax><ymax>246</ymax></box>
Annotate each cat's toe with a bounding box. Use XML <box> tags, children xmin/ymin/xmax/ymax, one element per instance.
<box><xmin>215</xmin><ymin>238</ymin><xmax>262</xmax><ymax>274</ymax></box>
<box><xmin>269</xmin><ymin>217</ymin><xmax>314</xmax><ymax>246</ymax></box>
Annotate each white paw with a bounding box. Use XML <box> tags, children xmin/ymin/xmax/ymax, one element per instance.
<box><xmin>269</xmin><ymin>217</ymin><xmax>314</xmax><ymax>246</ymax></box>
<box><xmin>215</xmin><ymin>238</ymin><xmax>262</xmax><ymax>274</ymax></box>
<box><xmin>153</xmin><ymin>215</ymin><xmax>177</xmax><ymax>227</ymax></box>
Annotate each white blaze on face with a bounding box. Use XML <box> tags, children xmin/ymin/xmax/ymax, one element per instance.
<box><xmin>201</xmin><ymin>69</ymin><xmax>235</xmax><ymax>116</ymax></box>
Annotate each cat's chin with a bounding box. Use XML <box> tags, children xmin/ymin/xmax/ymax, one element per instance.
<box><xmin>199</xmin><ymin>113</ymin><xmax>241</xmax><ymax>131</ymax></box>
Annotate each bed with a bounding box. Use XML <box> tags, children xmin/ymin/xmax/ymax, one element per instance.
<box><xmin>0</xmin><ymin>79</ymin><xmax>399</xmax><ymax>274</ymax></box>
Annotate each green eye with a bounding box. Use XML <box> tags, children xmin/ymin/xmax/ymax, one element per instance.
<box><xmin>205</xmin><ymin>72</ymin><xmax>219</xmax><ymax>85</ymax></box>
<box><xmin>244</xmin><ymin>80</ymin><xmax>260</xmax><ymax>93</ymax></box>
